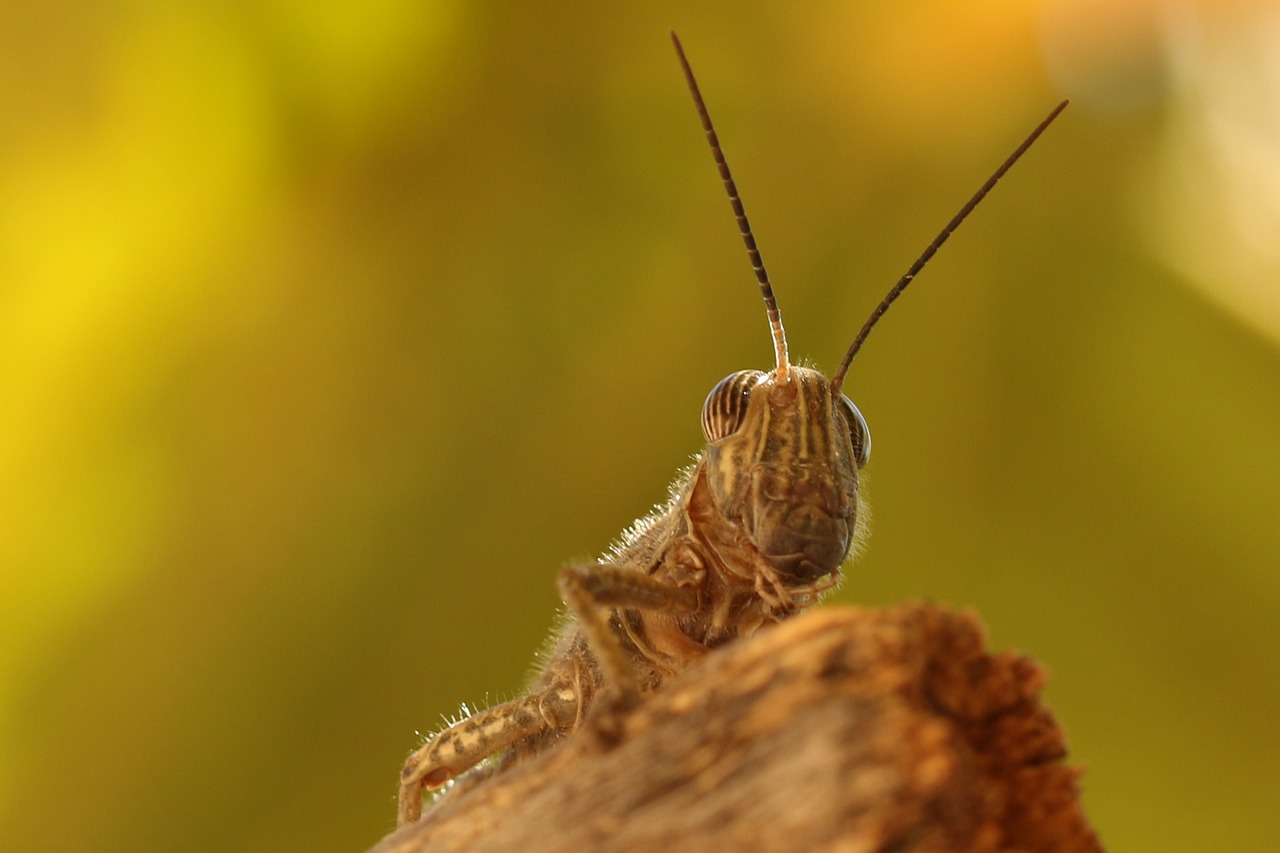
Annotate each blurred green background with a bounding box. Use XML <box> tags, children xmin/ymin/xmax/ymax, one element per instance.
<box><xmin>3</xmin><ymin>1</ymin><xmax>1278</xmax><ymax>850</ymax></box>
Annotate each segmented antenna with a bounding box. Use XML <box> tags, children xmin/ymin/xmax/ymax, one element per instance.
<box><xmin>829</xmin><ymin>99</ymin><xmax>1069</xmax><ymax>396</ymax></box>
<box><xmin>671</xmin><ymin>31</ymin><xmax>790</xmax><ymax>376</ymax></box>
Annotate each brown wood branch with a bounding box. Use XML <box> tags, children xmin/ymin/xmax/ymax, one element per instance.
<box><xmin>368</xmin><ymin>603</ymin><xmax>1101</xmax><ymax>853</ymax></box>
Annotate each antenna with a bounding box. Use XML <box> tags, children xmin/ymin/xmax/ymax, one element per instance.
<box><xmin>671</xmin><ymin>31</ymin><xmax>790</xmax><ymax>375</ymax></box>
<box><xmin>829</xmin><ymin>99</ymin><xmax>1069</xmax><ymax>396</ymax></box>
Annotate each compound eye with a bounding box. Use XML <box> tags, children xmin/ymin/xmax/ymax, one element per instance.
<box><xmin>701</xmin><ymin>370</ymin><xmax>764</xmax><ymax>442</ymax></box>
<box><xmin>836</xmin><ymin>394</ymin><xmax>871</xmax><ymax>469</ymax></box>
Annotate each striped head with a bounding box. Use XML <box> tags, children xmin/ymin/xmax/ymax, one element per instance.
<box><xmin>701</xmin><ymin>365</ymin><xmax>869</xmax><ymax>585</ymax></box>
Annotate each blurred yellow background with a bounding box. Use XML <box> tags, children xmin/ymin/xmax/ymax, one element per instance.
<box><xmin>3</xmin><ymin>1</ymin><xmax>1279</xmax><ymax>850</ymax></box>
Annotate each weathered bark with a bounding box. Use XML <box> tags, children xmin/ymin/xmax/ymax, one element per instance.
<box><xmin>369</xmin><ymin>603</ymin><xmax>1101</xmax><ymax>853</ymax></box>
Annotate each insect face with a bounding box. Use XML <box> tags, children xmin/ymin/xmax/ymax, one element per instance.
<box><xmin>701</xmin><ymin>366</ymin><xmax>866</xmax><ymax>586</ymax></box>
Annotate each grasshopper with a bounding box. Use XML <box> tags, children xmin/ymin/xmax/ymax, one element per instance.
<box><xmin>397</xmin><ymin>32</ymin><xmax>1067</xmax><ymax>825</ymax></box>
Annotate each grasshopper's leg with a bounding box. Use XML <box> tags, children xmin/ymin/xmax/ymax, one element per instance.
<box><xmin>557</xmin><ymin>564</ymin><xmax>699</xmax><ymax>707</ymax></box>
<box><xmin>398</xmin><ymin>681</ymin><xmax>579</xmax><ymax>826</ymax></box>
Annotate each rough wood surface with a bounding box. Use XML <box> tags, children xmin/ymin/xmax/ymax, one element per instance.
<box><xmin>368</xmin><ymin>603</ymin><xmax>1101</xmax><ymax>853</ymax></box>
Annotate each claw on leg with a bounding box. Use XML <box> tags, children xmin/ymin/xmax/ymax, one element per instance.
<box><xmin>398</xmin><ymin>747</ymin><xmax>456</xmax><ymax>826</ymax></box>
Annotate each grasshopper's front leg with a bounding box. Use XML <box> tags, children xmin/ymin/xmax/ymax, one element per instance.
<box><xmin>557</xmin><ymin>562</ymin><xmax>701</xmax><ymax>708</ymax></box>
<box><xmin>398</xmin><ymin>564</ymin><xmax>697</xmax><ymax>825</ymax></box>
